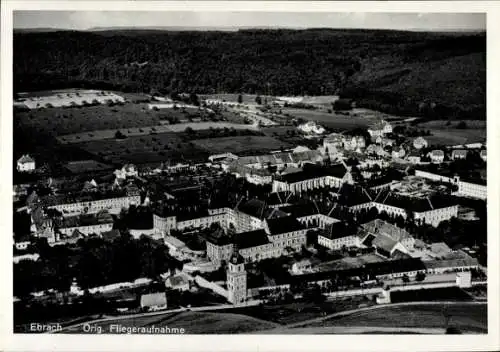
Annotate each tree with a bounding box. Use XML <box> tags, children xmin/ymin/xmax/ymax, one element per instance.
<box><xmin>255</xmin><ymin>95</ymin><xmax>262</xmax><ymax>105</ymax></box>
<box><xmin>456</xmin><ymin>121</ymin><xmax>468</xmax><ymax>129</ymax></box>
<box><xmin>415</xmin><ymin>271</ymin><xmax>426</xmax><ymax>282</ymax></box>
<box><xmin>115</xmin><ymin>130</ymin><xmax>126</xmax><ymax>139</ymax></box>
<box><xmin>402</xmin><ymin>274</ymin><xmax>410</xmax><ymax>284</ymax></box>
<box><xmin>237</xmin><ymin>94</ymin><xmax>243</xmax><ymax>104</ymax></box>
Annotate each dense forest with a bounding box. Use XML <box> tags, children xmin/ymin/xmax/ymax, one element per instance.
<box><xmin>14</xmin><ymin>29</ymin><xmax>485</xmax><ymax>119</ymax></box>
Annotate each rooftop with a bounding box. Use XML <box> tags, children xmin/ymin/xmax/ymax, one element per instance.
<box><xmin>233</xmin><ymin>229</ymin><xmax>270</xmax><ymax>249</ymax></box>
<box><xmin>266</xmin><ymin>216</ymin><xmax>305</xmax><ymax>235</ymax></box>
<box><xmin>320</xmin><ymin>222</ymin><xmax>352</xmax><ymax>240</ymax></box>
<box><xmin>140</xmin><ymin>292</ymin><xmax>167</xmax><ymax>308</ymax></box>
<box><xmin>361</xmin><ymin>219</ymin><xmax>412</xmax><ymax>242</ymax></box>
<box><xmin>278</xmin><ymin>163</ymin><xmax>347</xmax><ymax>183</ymax></box>
<box><xmin>17</xmin><ymin>154</ymin><xmax>35</xmax><ymax>164</ymax></box>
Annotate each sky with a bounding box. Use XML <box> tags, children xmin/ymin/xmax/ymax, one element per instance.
<box><xmin>13</xmin><ymin>11</ymin><xmax>486</xmax><ymax>31</ymax></box>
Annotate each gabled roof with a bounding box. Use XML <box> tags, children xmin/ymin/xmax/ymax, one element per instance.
<box><xmin>361</xmin><ymin>219</ymin><xmax>412</xmax><ymax>242</ymax></box>
<box><xmin>430</xmin><ymin>150</ymin><xmax>444</xmax><ymax>157</ymax></box>
<box><xmin>237</xmin><ymin>199</ymin><xmax>268</xmax><ymax>219</ymax></box>
<box><xmin>17</xmin><ymin>155</ymin><xmax>35</xmax><ymax>164</ymax></box>
<box><xmin>320</xmin><ymin>222</ymin><xmax>351</xmax><ymax>240</ymax></box>
<box><xmin>168</xmin><ymin>275</ymin><xmax>189</xmax><ymax>287</ymax></box>
<box><xmin>266</xmin><ymin>216</ymin><xmax>305</xmax><ymax>235</ymax></box>
<box><xmin>140</xmin><ymin>292</ymin><xmax>167</xmax><ymax>307</ymax></box>
<box><xmin>233</xmin><ymin>229</ymin><xmax>270</xmax><ymax>249</ymax></box>
<box><xmin>373</xmin><ymin>235</ymin><xmax>399</xmax><ymax>253</ymax></box>
<box><xmin>102</xmin><ymin>229</ymin><xmax>121</xmax><ymax>242</ymax></box>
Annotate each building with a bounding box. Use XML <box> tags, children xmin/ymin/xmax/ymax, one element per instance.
<box><xmin>17</xmin><ymin>155</ymin><xmax>36</xmax><ymax>172</ymax></box>
<box><xmin>264</xmin><ymin>216</ymin><xmax>308</xmax><ymax>253</ymax></box>
<box><xmin>165</xmin><ymin>275</ymin><xmax>191</xmax><ymax>291</ymax></box>
<box><xmin>226</xmin><ymin>253</ymin><xmax>247</xmax><ymax>304</ymax></box>
<box><xmin>57</xmin><ymin>211</ymin><xmax>114</xmax><ymax>236</ymax></box>
<box><xmin>452</xmin><ymin>176</ymin><xmax>487</xmax><ymax>200</ymax></box>
<box><xmin>368</xmin><ymin>120</ymin><xmax>392</xmax><ymax>138</ymax></box>
<box><xmin>428</xmin><ymin>150</ymin><xmax>445</xmax><ymax>164</ymax></box>
<box><xmin>208</xmin><ymin>153</ymin><xmax>238</xmax><ymax>163</ymax></box>
<box><xmin>229</xmin><ymin>163</ymin><xmax>273</xmax><ymax>185</ymax></box>
<box><xmin>114</xmin><ymin>164</ymin><xmax>138</xmax><ymax>180</ymax></box>
<box><xmin>407</xmin><ymin>152</ymin><xmax>421</xmax><ymax>164</ymax></box>
<box><xmin>317</xmin><ymin>222</ymin><xmax>360</xmax><ymax>250</ymax></box>
<box><xmin>140</xmin><ymin>292</ymin><xmax>167</xmax><ymax>311</ymax></box>
<box><xmin>40</xmin><ymin>193</ymin><xmax>141</xmax><ymax>215</ymax></box>
<box><xmin>344</xmin><ymin>136</ymin><xmax>366</xmax><ymax>151</ymax></box>
<box><xmin>370</xmin><ymin>192</ymin><xmax>459</xmax><ymax>227</ymax></box>
<box><xmin>358</xmin><ymin>219</ymin><xmax>415</xmax><ymax>258</ymax></box>
<box><xmin>366</xmin><ymin>144</ymin><xmax>387</xmax><ymax>157</ymax></box>
<box><xmin>375</xmin><ymin>136</ymin><xmax>395</xmax><ymax>147</ymax></box>
<box><xmin>413</xmin><ymin>137</ymin><xmax>428</xmax><ymax>150</ymax></box>
<box><xmin>298</xmin><ymin>121</ymin><xmax>326</xmax><ymax>135</ymax></box>
<box><xmin>272</xmin><ymin>163</ymin><xmax>352</xmax><ymax>194</ymax></box>
<box><xmin>451</xmin><ymin>149</ymin><xmax>468</xmax><ymax>160</ymax></box>
<box><xmin>391</xmin><ymin>147</ymin><xmax>406</xmax><ymax>159</ymax></box>
<box><xmin>456</xmin><ymin>271</ymin><xmax>473</xmax><ymax>288</ymax></box>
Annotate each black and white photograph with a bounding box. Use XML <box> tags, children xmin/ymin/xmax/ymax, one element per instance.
<box><xmin>2</xmin><ymin>2</ymin><xmax>499</xmax><ymax>351</ymax></box>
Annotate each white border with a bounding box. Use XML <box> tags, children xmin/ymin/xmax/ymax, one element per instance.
<box><xmin>1</xmin><ymin>2</ymin><xmax>499</xmax><ymax>352</ymax></box>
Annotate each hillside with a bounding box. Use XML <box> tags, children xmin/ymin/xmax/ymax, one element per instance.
<box><xmin>14</xmin><ymin>29</ymin><xmax>485</xmax><ymax>119</ymax></box>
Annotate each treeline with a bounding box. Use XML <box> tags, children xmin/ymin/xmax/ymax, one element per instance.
<box><xmin>13</xmin><ymin>234</ymin><xmax>182</xmax><ymax>298</ymax></box>
<box><xmin>14</xmin><ymin>29</ymin><xmax>485</xmax><ymax>119</ymax></box>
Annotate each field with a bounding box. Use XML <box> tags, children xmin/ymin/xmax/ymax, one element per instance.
<box><xmin>413</xmin><ymin>120</ymin><xmax>486</xmax><ymax>146</ymax></box>
<box><xmin>58</xmin><ymin>122</ymin><xmax>256</xmax><ymax>144</ymax></box>
<box><xmin>65</xmin><ymin>311</ymin><xmax>279</xmax><ymax>334</ymax></box>
<box><xmin>191</xmin><ymin>136</ymin><xmax>291</xmax><ymax>154</ymax></box>
<box><xmin>64</xmin><ymin>160</ymin><xmax>114</xmax><ymax>173</ymax></box>
<box><xmin>214</xmin><ymin>297</ymin><xmax>375</xmax><ymax>326</ymax></box>
<box><xmin>16</xmin><ymin>102</ymin><xmax>248</xmax><ymax>138</ymax></box>
<box><xmin>281</xmin><ymin>108</ymin><xmax>379</xmax><ymax>130</ymax></box>
<box><xmin>302</xmin><ymin>303</ymin><xmax>487</xmax><ymax>333</ymax></box>
<box><xmin>75</xmin><ymin>132</ymin><xmax>209</xmax><ymax>164</ymax></box>
<box><xmin>16</xmin><ymin>103</ymin><xmax>164</xmax><ymax>136</ymax></box>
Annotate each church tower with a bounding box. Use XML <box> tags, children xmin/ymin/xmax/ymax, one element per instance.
<box><xmin>227</xmin><ymin>252</ymin><xmax>247</xmax><ymax>304</ymax></box>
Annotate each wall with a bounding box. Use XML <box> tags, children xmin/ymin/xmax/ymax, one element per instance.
<box><xmin>194</xmin><ymin>275</ymin><xmax>228</xmax><ymax>299</ymax></box>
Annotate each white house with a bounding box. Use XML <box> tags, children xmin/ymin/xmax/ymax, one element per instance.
<box><xmin>368</xmin><ymin>120</ymin><xmax>392</xmax><ymax>138</ymax></box>
<box><xmin>17</xmin><ymin>155</ymin><xmax>36</xmax><ymax>172</ymax></box>
<box><xmin>413</xmin><ymin>137</ymin><xmax>428</xmax><ymax>150</ymax></box>
<box><xmin>428</xmin><ymin>150</ymin><xmax>445</xmax><ymax>164</ymax></box>
<box><xmin>391</xmin><ymin>147</ymin><xmax>406</xmax><ymax>159</ymax></box>
<box><xmin>451</xmin><ymin>149</ymin><xmax>468</xmax><ymax>160</ymax></box>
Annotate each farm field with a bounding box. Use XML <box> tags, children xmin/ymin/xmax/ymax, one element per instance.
<box><xmin>191</xmin><ymin>135</ymin><xmax>291</xmax><ymax>154</ymax></box>
<box><xmin>301</xmin><ymin>303</ymin><xmax>487</xmax><ymax>333</ymax></box>
<box><xmin>66</xmin><ymin>311</ymin><xmax>279</xmax><ymax>334</ymax></box>
<box><xmin>413</xmin><ymin>120</ymin><xmax>486</xmax><ymax>146</ymax></box>
<box><xmin>213</xmin><ymin>297</ymin><xmax>375</xmax><ymax>326</ymax></box>
<box><xmin>75</xmin><ymin>132</ymin><xmax>209</xmax><ymax>165</ymax></box>
<box><xmin>16</xmin><ymin>102</ymin><xmax>241</xmax><ymax>137</ymax></box>
<box><xmin>281</xmin><ymin>108</ymin><xmax>378</xmax><ymax>130</ymax></box>
<box><xmin>58</xmin><ymin>122</ymin><xmax>255</xmax><ymax>144</ymax></box>
<box><xmin>64</xmin><ymin>160</ymin><xmax>114</xmax><ymax>173</ymax></box>
<box><xmin>16</xmin><ymin>103</ymin><xmax>164</xmax><ymax>136</ymax></box>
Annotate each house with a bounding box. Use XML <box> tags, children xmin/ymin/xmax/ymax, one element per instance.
<box><xmin>114</xmin><ymin>164</ymin><xmax>138</xmax><ymax>180</ymax></box>
<box><xmin>368</xmin><ymin>120</ymin><xmax>392</xmax><ymax>138</ymax></box>
<box><xmin>428</xmin><ymin>150</ymin><xmax>445</xmax><ymax>164</ymax></box>
<box><xmin>317</xmin><ymin>222</ymin><xmax>360</xmax><ymax>250</ymax></box>
<box><xmin>298</xmin><ymin>121</ymin><xmax>325</xmax><ymax>135</ymax></box>
<box><xmin>480</xmin><ymin>149</ymin><xmax>486</xmax><ymax>162</ymax></box>
<box><xmin>17</xmin><ymin>155</ymin><xmax>36</xmax><ymax>172</ymax></box>
<box><xmin>359</xmin><ymin>219</ymin><xmax>415</xmax><ymax>257</ymax></box>
<box><xmin>407</xmin><ymin>152</ymin><xmax>421</xmax><ymax>164</ymax></box>
<box><xmin>165</xmin><ymin>275</ymin><xmax>191</xmax><ymax>291</ymax></box>
<box><xmin>376</xmin><ymin>136</ymin><xmax>395</xmax><ymax>147</ymax></box>
<box><xmin>413</xmin><ymin>137</ymin><xmax>428</xmax><ymax>150</ymax></box>
<box><xmin>451</xmin><ymin>149</ymin><xmax>468</xmax><ymax>160</ymax></box>
<box><xmin>391</xmin><ymin>147</ymin><xmax>406</xmax><ymax>159</ymax></box>
<box><xmin>292</xmin><ymin>146</ymin><xmax>311</xmax><ymax>154</ymax></box>
<box><xmin>366</xmin><ymin>144</ymin><xmax>387</xmax><ymax>157</ymax></box>
<box><xmin>140</xmin><ymin>292</ymin><xmax>167</xmax><ymax>311</ymax></box>
<box><xmin>14</xmin><ymin>234</ymin><xmax>31</xmax><ymax>251</ymax></box>
<box><xmin>344</xmin><ymin>136</ymin><xmax>366</xmax><ymax>151</ymax></box>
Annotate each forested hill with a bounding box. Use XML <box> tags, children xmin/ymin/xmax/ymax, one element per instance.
<box><xmin>14</xmin><ymin>29</ymin><xmax>486</xmax><ymax>119</ymax></box>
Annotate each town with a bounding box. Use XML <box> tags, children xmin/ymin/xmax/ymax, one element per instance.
<box><xmin>13</xmin><ymin>90</ymin><xmax>487</xmax><ymax>334</ymax></box>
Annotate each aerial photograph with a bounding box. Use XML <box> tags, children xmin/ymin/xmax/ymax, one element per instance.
<box><xmin>11</xmin><ymin>10</ymin><xmax>487</xmax><ymax>335</ymax></box>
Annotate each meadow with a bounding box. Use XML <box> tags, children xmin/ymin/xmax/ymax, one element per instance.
<box><xmin>191</xmin><ymin>136</ymin><xmax>291</xmax><ymax>155</ymax></box>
